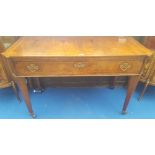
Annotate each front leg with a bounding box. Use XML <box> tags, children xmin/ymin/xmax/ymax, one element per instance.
<box><xmin>122</xmin><ymin>75</ymin><xmax>139</xmax><ymax>114</ymax></box>
<box><xmin>16</xmin><ymin>77</ymin><xmax>36</xmax><ymax>118</ymax></box>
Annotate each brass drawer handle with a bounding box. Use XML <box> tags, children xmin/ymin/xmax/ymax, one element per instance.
<box><xmin>120</xmin><ymin>62</ymin><xmax>131</xmax><ymax>71</ymax></box>
<box><xmin>26</xmin><ymin>64</ymin><xmax>39</xmax><ymax>72</ymax></box>
<box><xmin>74</xmin><ymin>63</ymin><xmax>85</xmax><ymax>68</ymax></box>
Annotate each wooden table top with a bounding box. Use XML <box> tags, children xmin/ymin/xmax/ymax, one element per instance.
<box><xmin>3</xmin><ymin>36</ymin><xmax>152</xmax><ymax>58</ymax></box>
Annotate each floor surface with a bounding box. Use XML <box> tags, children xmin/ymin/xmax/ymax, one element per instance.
<box><xmin>0</xmin><ymin>83</ymin><xmax>154</xmax><ymax>119</ymax></box>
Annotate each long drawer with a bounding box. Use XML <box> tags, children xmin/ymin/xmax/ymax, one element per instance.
<box><xmin>11</xmin><ymin>58</ymin><xmax>143</xmax><ymax>77</ymax></box>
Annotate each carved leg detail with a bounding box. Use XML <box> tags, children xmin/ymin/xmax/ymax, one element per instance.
<box><xmin>122</xmin><ymin>76</ymin><xmax>139</xmax><ymax>114</ymax></box>
<box><xmin>16</xmin><ymin>78</ymin><xmax>36</xmax><ymax>118</ymax></box>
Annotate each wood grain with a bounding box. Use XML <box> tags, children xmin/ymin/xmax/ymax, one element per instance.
<box><xmin>3</xmin><ymin>36</ymin><xmax>152</xmax><ymax>57</ymax></box>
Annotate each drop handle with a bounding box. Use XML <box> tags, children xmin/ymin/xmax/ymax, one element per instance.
<box><xmin>26</xmin><ymin>64</ymin><xmax>39</xmax><ymax>72</ymax></box>
<box><xmin>74</xmin><ymin>63</ymin><xmax>85</xmax><ymax>68</ymax></box>
<box><xmin>120</xmin><ymin>62</ymin><xmax>131</xmax><ymax>71</ymax></box>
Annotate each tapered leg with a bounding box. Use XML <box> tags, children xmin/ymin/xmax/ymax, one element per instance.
<box><xmin>11</xmin><ymin>81</ymin><xmax>21</xmax><ymax>103</ymax></box>
<box><xmin>122</xmin><ymin>76</ymin><xmax>139</xmax><ymax>114</ymax></box>
<box><xmin>16</xmin><ymin>77</ymin><xmax>36</xmax><ymax>118</ymax></box>
<box><xmin>138</xmin><ymin>80</ymin><xmax>150</xmax><ymax>101</ymax></box>
<box><xmin>109</xmin><ymin>77</ymin><xmax>117</xmax><ymax>89</ymax></box>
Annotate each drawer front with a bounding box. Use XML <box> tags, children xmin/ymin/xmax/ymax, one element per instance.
<box><xmin>12</xmin><ymin>59</ymin><xmax>143</xmax><ymax>77</ymax></box>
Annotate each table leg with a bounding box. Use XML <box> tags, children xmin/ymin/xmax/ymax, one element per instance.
<box><xmin>11</xmin><ymin>81</ymin><xmax>21</xmax><ymax>103</ymax></box>
<box><xmin>16</xmin><ymin>77</ymin><xmax>36</xmax><ymax>118</ymax></box>
<box><xmin>33</xmin><ymin>77</ymin><xmax>44</xmax><ymax>93</ymax></box>
<box><xmin>109</xmin><ymin>77</ymin><xmax>117</xmax><ymax>89</ymax></box>
<box><xmin>138</xmin><ymin>80</ymin><xmax>150</xmax><ymax>101</ymax></box>
<box><xmin>122</xmin><ymin>76</ymin><xmax>139</xmax><ymax>114</ymax></box>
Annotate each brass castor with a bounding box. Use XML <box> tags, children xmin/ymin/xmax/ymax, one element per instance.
<box><xmin>30</xmin><ymin>113</ymin><xmax>37</xmax><ymax>118</ymax></box>
<box><xmin>121</xmin><ymin>111</ymin><xmax>128</xmax><ymax>114</ymax></box>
